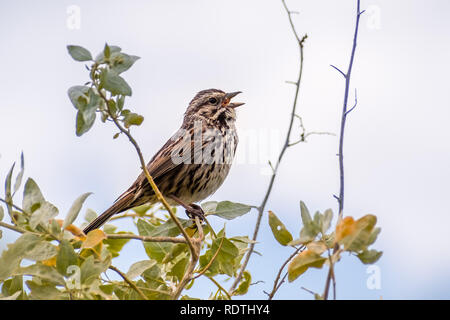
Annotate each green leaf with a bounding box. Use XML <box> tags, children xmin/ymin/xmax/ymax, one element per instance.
<box><xmin>103</xmin><ymin>231</ymin><xmax>130</xmax><ymax>258</ymax></box>
<box><xmin>206</xmin><ymin>201</ymin><xmax>252</xmax><ymax>220</ymax></box>
<box><xmin>357</xmin><ymin>249</ymin><xmax>383</xmax><ymax>264</ymax></box>
<box><xmin>233</xmin><ymin>270</ymin><xmax>251</xmax><ymax>296</ymax></box>
<box><xmin>321</xmin><ymin>209</ymin><xmax>333</xmax><ymax>234</ymax></box>
<box><xmin>288</xmin><ymin>249</ymin><xmax>326</xmax><ymax>282</ymax></box>
<box><xmin>84</xmin><ymin>208</ymin><xmax>97</xmax><ymax>223</ymax></box>
<box><xmin>298</xmin><ymin>201</ymin><xmax>320</xmax><ymax>243</ymax></box>
<box><xmin>22</xmin><ymin>178</ymin><xmax>45</xmax><ymax>213</ymax></box>
<box><xmin>116</xmin><ymin>95</ymin><xmax>125</xmax><ymax>111</ymax></box>
<box><xmin>15</xmin><ymin>264</ymin><xmax>65</xmax><ymax>286</ymax></box>
<box><xmin>167</xmin><ymin>255</ymin><xmax>188</xmax><ymax>282</ymax></box>
<box><xmin>162</xmin><ymin>243</ymin><xmax>188</xmax><ymax>263</ymax></box>
<box><xmin>29</xmin><ymin>201</ymin><xmax>59</xmax><ymax>230</ymax></box>
<box><xmin>67</xmin><ymin>85</ymin><xmax>89</xmax><ymax>110</ymax></box>
<box><xmin>95</xmin><ymin>45</ymin><xmax>121</xmax><ymax>63</ymax></box>
<box><xmin>23</xmin><ymin>241</ymin><xmax>57</xmax><ymax>261</ymax></box>
<box><xmin>26</xmin><ymin>280</ymin><xmax>64</xmax><ymax>300</ymax></box>
<box><xmin>367</xmin><ymin>227</ymin><xmax>381</xmax><ymax>246</ymax></box>
<box><xmin>137</xmin><ymin>219</ymin><xmax>173</xmax><ymax>262</ymax></box>
<box><xmin>1</xmin><ymin>276</ymin><xmax>23</xmax><ymax>299</ymax></box>
<box><xmin>4</xmin><ymin>162</ymin><xmax>15</xmax><ymax>215</ymax></box>
<box><xmin>123</xmin><ymin>112</ymin><xmax>144</xmax><ymax>128</ymax></box>
<box><xmin>268</xmin><ymin>211</ymin><xmax>293</xmax><ymax>246</ymax></box>
<box><xmin>13</xmin><ymin>152</ymin><xmax>25</xmax><ymax>196</ymax></box>
<box><xmin>80</xmin><ymin>255</ymin><xmax>110</xmax><ymax>285</ymax></box>
<box><xmin>110</xmin><ymin>52</ymin><xmax>140</xmax><ymax>74</ymax></box>
<box><xmin>67</xmin><ymin>45</ymin><xmax>93</xmax><ymax>61</ymax></box>
<box><xmin>126</xmin><ymin>260</ymin><xmax>156</xmax><ymax>280</ymax></box>
<box><xmin>75</xmin><ymin>89</ymin><xmax>100</xmax><ymax>136</ymax></box>
<box><xmin>63</xmin><ymin>192</ymin><xmax>92</xmax><ymax>229</ymax></box>
<box><xmin>103</xmin><ymin>43</ymin><xmax>111</xmax><ymax>59</ymax></box>
<box><xmin>56</xmin><ymin>240</ymin><xmax>78</xmax><ymax>276</ymax></box>
<box><xmin>0</xmin><ymin>206</ymin><xmax>4</xmax><ymax>221</ymax></box>
<box><xmin>199</xmin><ymin>236</ymin><xmax>239</xmax><ymax>277</ymax></box>
<box><xmin>100</xmin><ymin>69</ymin><xmax>132</xmax><ymax>96</ymax></box>
<box><xmin>136</xmin><ymin>218</ymin><xmax>191</xmax><ymax>262</ymax></box>
<box><xmin>0</xmin><ymin>233</ymin><xmax>41</xmax><ymax>280</ymax></box>
<box><xmin>201</xmin><ymin>201</ymin><xmax>218</xmax><ymax>214</ymax></box>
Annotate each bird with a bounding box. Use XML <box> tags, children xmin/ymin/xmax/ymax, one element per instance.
<box><xmin>83</xmin><ymin>89</ymin><xmax>244</xmax><ymax>234</ymax></box>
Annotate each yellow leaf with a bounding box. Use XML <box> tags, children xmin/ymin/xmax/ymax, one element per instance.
<box><xmin>335</xmin><ymin>214</ymin><xmax>377</xmax><ymax>251</ymax></box>
<box><xmin>82</xmin><ymin>229</ymin><xmax>106</xmax><ymax>249</ymax></box>
<box><xmin>55</xmin><ymin>219</ymin><xmax>85</xmax><ymax>240</ymax></box>
<box><xmin>335</xmin><ymin>216</ymin><xmax>356</xmax><ymax>242</ymax></box>
<box><xmin>42</xmin><ymin>255</ymin><xmax>57</xmax><ymax>267</ymax></box>
<box><xmin>306</xmin><ymin>241</ymin><xmax>327</xmax><ymax>255</ymax></box>
<box><xmin>288</xmin><ymin>249</ymin><xmax>326</xmax><ymax>282</ymax></box>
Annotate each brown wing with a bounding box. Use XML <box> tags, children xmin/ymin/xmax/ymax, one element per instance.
<box><xmin>114</xmin><ymin>126</ymin><xmax>204</xmax><ymax>203</ymax></box>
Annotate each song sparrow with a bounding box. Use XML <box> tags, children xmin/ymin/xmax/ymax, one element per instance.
<box><xmin>83</xmin><ymin>89</ymin><xmax>244</xmax><ymax>234</ymax></box>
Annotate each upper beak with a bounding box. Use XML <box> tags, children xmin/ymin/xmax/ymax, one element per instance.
<box><xmin>224</xmin><ymin>91</ymin><xmax>245</xmax><ymax>108</ymax></box>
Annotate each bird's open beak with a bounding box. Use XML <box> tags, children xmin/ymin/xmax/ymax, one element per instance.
<box><xmin>223</xmin><ymin>91</ymin><xmax>245</xmax><ymax>108</ymax></box>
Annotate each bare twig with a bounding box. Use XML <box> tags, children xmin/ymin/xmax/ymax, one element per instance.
<box><xmin>108</xmin><ymin>265</ymin><xmax>148</xmax><ymax>300</ymax></box>
<box><xmin>267</xmin><ymin>245</ymin><xmax>304</xmax><ymax>300</ymax></box>
<box><xmin>230</xmin><ymin>0</ymin><xmax>308</xmax><ymax>293</ymax></box>
<box><xmin>323</xmin><ymin>0</ymin><xmax>364</xmax><ymax>300</ymax></box>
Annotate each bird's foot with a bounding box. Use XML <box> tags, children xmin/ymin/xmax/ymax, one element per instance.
<box><xmin>185</xmin><ymin>203</ymin><xmax>205</xmax><ymax>222</ymax></box>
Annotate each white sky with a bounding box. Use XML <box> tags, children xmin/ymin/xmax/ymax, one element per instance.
<box><xmin>1</xmin><ymin>0</ymin><xmax>449</xmax><ymax>299</ymax></box>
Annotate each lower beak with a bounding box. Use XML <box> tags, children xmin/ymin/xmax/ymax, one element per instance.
<box><xmin>224</xmin><ymin>91</ymin><xmax>245</xmax><ymax>108</ymax></box>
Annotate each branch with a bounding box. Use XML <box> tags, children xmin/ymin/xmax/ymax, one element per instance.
<box><xmin>171</xmin><ymin>216</ymin><xmax>203</xmax><ymax>299</ymax></box>
<box><xmin>105</xmin><ymin>233</ymin><xmax>187</xmax><ymax>244</ymax></box>
<box><xmin>0</xmin><ymin>197</ymin><xmax>25</xmax><ymax>214</ymax></box>
<box><xmin>229</xmin><ymin>0</ymin><xmax>307</xmax><ymax>293</ymax></box>
<box><xmin>267</xmin><ymin>245</ymin><xmax>304</xmax><ymax>300</ymax></box>
<box><xmin>208</xmin><ymin>276</ymin><xmax>232</xmax><ymax>300</ymax></box>
<box><xmin>323</xmin><ymin>0</ymin><xmax>364</xmax><ymax>300</ymax></box>
<box><xmin>191</xmin><ymin>236</ymin><xmax>224</xmax><ymax>280</ymax></box>
<box><xmin>108</xmin><ymin>265</ymin><xmax>148</xmax><ymax>300</ymax></box>
<box><xmin>0</xmin><ymin>221</ymin><xmax>37</xmax><ymax>235</ymax></box>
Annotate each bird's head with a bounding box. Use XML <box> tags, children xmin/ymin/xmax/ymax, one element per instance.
<box><xmin>183</xmin><ymin>89</ymin><xmax>244</xmax><ymax>126</ymax></box>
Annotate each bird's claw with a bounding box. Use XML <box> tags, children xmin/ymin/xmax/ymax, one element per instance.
<box><xmin>185</xmin><ymin>203</ymin><xmax>205</xmax><ymax>222</ymax></box>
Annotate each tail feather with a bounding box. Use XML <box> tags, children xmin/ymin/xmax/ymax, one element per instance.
<box><xmin>83</xmin><ymin>192</ymin><xmax>134</xmax><ymax>234</ymax></box>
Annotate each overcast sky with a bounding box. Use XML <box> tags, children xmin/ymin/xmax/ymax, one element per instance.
<box><xmin>1</xmin><ymin>0</ymin><xmax>449</xmax><ymax>299</ymax></box>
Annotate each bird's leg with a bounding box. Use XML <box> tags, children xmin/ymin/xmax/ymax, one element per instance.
<box><xmin>167</xmin><ymin>194</ymin><xmax>205</xmax><ymax>221</ymax></box>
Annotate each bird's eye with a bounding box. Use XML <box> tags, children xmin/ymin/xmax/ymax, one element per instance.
<box><xmin>208</xmin><ymin>97</ymin><xmax>218</xmax><ymax>105</ymax></box>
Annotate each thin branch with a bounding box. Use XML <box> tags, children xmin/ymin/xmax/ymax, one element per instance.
<box><xmin>345</xmin><ymin>88</ymin><xmax>358</xmax><ymax>116</ymax></box>
<box><xmin>108</xmin><ymin>265</ymin><xmax>148</xmax><ymax>300</ymax></box>
<box><xmin>323</xmin><ymin>0</ymin><xmax>364</xmax><ymax>300</ymax></box>
<box><xmin>191</xmin><ymin>236</ymin><xmax>224</xmax><ymax>280</ymax></box>
<box><xmin>171</xmin><ymin>216</ymin><xmax>203</xmax><ymax>299</ymax></box>
<box><xmin>105</xmin><ymin>233</ymin><xmax>187</xmax><ymax>243</ymax></box>
<box><xmin>267</xmin><ymin>245</ymin><xmax>304</xmax><ymax>300</ymax></box>
<box><xmin>0</xmin><ymin>197</ymin><xmax>25</xmax><ymax>213</ymax></box>
<box><xmin>229</xmin><ymin>0</ymin><xmax>307</xmax><ymax>293</ymax></box>
<box><xmin>0</xmin><ymin>221</ymin><xmax>38</xmax><ymax>235</ymax></box>
<box><xmin>208</xmin><ymin>276</ymin><xmax>232</xmax><ymax>300</ymax></box>
<box><xmin>330</xmin><ymin>64</ymin><xmax>346</xmax><ymax>78</ymax></box>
